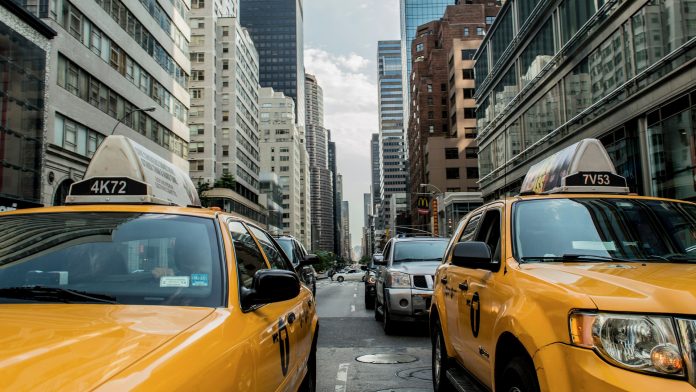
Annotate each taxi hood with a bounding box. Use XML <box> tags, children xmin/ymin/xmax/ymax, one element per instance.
<box><xmin>0</xmin><ymin>304</ymin><xmax>215</xmax><ymax>390</ymax></box>
<box><xmin>521</xmin><ymin>262</ymin><xmax>696</xmax><ymax>314</ymax></box>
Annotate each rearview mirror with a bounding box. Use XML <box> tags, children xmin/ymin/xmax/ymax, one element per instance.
<box><xmin>300</xmin><ymin>253</ymin><xmax>320</xmax><ymax>266</ymax></box>
<box><xmin>372</xmin><ymin>253</ymin><xmax>385</xmax><ymax>265</ymax></box>
<box><xmin>451</xmin><ymin>242</ymin><xmax>497</xmax><ymax>271</ymax></box>
<box><xmin>242</xmin><ymin>270</ymin><xmax>300</xmax><ymax>308</ymax></box>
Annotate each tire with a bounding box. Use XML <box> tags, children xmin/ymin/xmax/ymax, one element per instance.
<box><xmin>365</xmin><ymin>292</ymin><xmax>374</xmax><ymax>309</ymax></box>
<box><xmin>499</xmin><ymin>355</ymin><xmax>540</xmax><ymax>392</ymax></box>
<box><xmin>374</xmin><ymin>296</ymin><xmax>383</xmax><ymax>321</ymax></box>
<box><xmin>336</xmin><ymin>276</ymin><xmax>344</xmax><ymax>283</ymax></box>
<box><xmin>382</xmin><ymin>299</ymin><xmax>396</xmax><ymax>335</ymax></box>
<box><xmin>299</xmin><ymin>335</ymin><xmax>317</xmax><ymax>392</ymax></box>
<box><xmin>432</xmin><ymin>321</ymin><xmax>455</xmax><ymax>392</ymax></box>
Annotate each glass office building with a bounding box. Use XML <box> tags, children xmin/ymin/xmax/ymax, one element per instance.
<box><xmin>474</xmin><ymin>0</ymin><xmax>696</xmax><ymax>201</ymax></box>
<box><xmin>240</xmin><ymin>0</ymin><xmax>305</xmax><ymax>125</ymax></box>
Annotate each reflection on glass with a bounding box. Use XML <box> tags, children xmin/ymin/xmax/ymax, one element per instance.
<box><xmin>479</xmin><ymin>144</ymin><xmax>493</xmax><ymax>177</ymax></box>
<box><xmin>517</xmin><ymin>0</ymin><xmax>540</xmax><ymax>29</ymax></box>
<box><xmin>474</xmin><ymin>44</ymin><xmax>489</xmax><ymax>87</ymax></box>
<box><xmin>648</xmin><ymin>108</ymin><xmax>696</xmax><ymax>200</ymax></box>
<box><xmin>589</xmin><ymin>28</ymin><xmax>626</xmax><ymax>101</ymax></box>
<box><xmin>506</xmin><ymin>121</ymin><xmax>522</xmax><ymax>159</ymax></box>
<box><xmin>520</xmin><ymin>18</ymin><xmax>555</xmax><ymax>87</ymax></box>
<box><xmin>494</xmin><ymin>66</ymin><xmax>518</xmax><ymax>114</ymax></box>
<box><xmin>477</xmin><ymin>95</ymin><xmax>492</xmax><ymax>129</ymax></box>
<box><xmin>491</xmin><ymin>8</ymin><xmax>514</xmax><ymax>66</ymax></box>
<box><xmin>523</xmin><ymin>86</ymin><xmax>560</xmax><ymax>147</ymax></box>
<box><xmin>564</xmin><ymin>58</ymin><xmax>591</xmax><ymax>119</ymax></box>
<box><xmin>560</xmin><ymin>0</ymin><xmax>596</xmax><ymax>44</ymax></box>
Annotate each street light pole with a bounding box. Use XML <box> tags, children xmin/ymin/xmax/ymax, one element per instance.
<box><xmin>419</xmin><ymin>183</ymin><xmax>444</xmax><ymax>237</ymax></box>
<box><xmin>110</xmin><ymin>106</ymin><xmax>156</xmax><ymax>136</ymax></box>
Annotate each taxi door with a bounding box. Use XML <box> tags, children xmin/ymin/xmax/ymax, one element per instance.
<box><xmin>441</xmin><ymin>211</ymin><xmax>482</xmax><ymax>359</ymax></box>
<box><xmin>455</xmin><ymin>205</ymin><xmax>506</xmax><ymax>386</ymax></box>
<box><xmin>246</xmin><ymin>224</ymin><xmax>310</xmax><ymax>391</ymax></box>
<box><xmin>227</xmin><ymin>220</ymin><xmax>298</xmax><ymax>392</ymax></box>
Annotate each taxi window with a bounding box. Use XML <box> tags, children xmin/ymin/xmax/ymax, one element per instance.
<box><xmin>459</xmin><ymin>214</ymin><xmax>482</xmax><ymax>242</ymax></box>
<box><xmin>247</xmin><ymin>226</ymin><xmax>293</xmax><ymax>271</ymax></box>
<box><xmin>228</xmin><ymin>221</ymin><xmax>267</xmax><ymax>289</ymax></box>
<box><xmin>0</xmin><ymin>213</ymin><xmax>223</xmax><ymax>307</ymax></box>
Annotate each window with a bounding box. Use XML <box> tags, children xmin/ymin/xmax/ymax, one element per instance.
<box><xmin>467</xmin><ymin>167</ymin><xmax>479</xmax><ymax>179</ymax></box>
<box><xmin>476</xmin><ymin>209</ymin><xmax>501</xmax><ymax>262</ymax></box>
<box><xmin>222</xmin><ymin>111</ymin><xmax>229</xmax><ymax>121</ymax></box>
<box><xmin>486</xmin><ymin>16</ymin><xmax>495</xmax><ymax>25</ymax></box>
<box><xmin>247</xmin><ymin>226</ymin><xmax>291</xmax><ymax>270</ymax></box>
<box><xmin>446</xmin><ymin>167</ymin><xmax>460</xmax><ymax>179</ymax></box>
<box><xmin>222</xmin><ymin>60</ymin><xmax>229</xmax><ymax>70</ymax></box>
<box><xmin>191</xmin><ymin>70</ymin><xmax>204</xmax><ymax>81</ymax></box>
<box><xmin>465</xmin><ymin>147</ymin><xmax>478</xmax><ymax>159</ymax></box>
<box><xmin>477</xmin><ymin>27</ymin><xmax>485</xmax><ymax>36</ymax></box>
<box><xmin>463</xmin><ymin>88</ymin><xmax>475</xmax><ymax>99</ymax></box>
<box><xmin>190</xmin><ymin>52</ymin><xmax>204</xmax><ymax>62</ymax></box>
<box><xmin>461</xmin><ymin>49</ymin><xmax>476</xmax><ymax>60</ymax></box>
<box><xmin>462</xmin><ymin>69</ymin><xmax>474</xmax><ymax>79</ymax></box>
<box><xmin>191</xmin><ymin>88</ymin><xmax>202</xmax><ymax>99</ymax></box>
<box><xmin>442</xmin><ymin>111</ymin><xmax>448</xmax><ymax>119</ymax></box>
<box><xmin>222</xmin><ymin>145</ymin><xmax>229</xmax><ymax>157</ymax></box>
<box><xmin>464</xmin><ymin>27</ymin><xmax>469</xmax><ymax>36</ymax></box>
<box><xmin>427</xmin><ymin>83</ymin><xmax>433</xmax><ymax>93</ymax></box>
<box><xmin>445</xmin><ymin>148</ymin><xmax>458</xmax><ymax>159</ymax></box>
<box><xmin>465</xmin><ymin>128</ymin><xmax>477</xmax><ymax>139</ymax></box>
<box><xmin>520</xmin><ymin>18</ymin><xmax>554</xmax><ymax>87</ymax></box>
<box><xmin>560</xmin><ymin>0</ymin><xmax>596</xmax><ymax>44</ymax></box>
<box><xmin>463</xmin><ymin>108</ymin><xmax>476</xmax><ymax>118</ymax></box>
<box><xmin>441</xmin><ymin>83</ymin><xmax>447</xmax><ymax>92</ymax></box>
<box><xmin>459</xmin><ymin>214</ymin><xmax>481</xmax><ymax>242</ymax></box>
<box><xmin>228</xmin><ymin>221</ymin><xmax>266</xmax><ymax>290</ymax></box>
<box><xmin>416</xmin><ymin>43</ymin><xmax>424</xmax><ymax>52</ymax></box>
<box><xmin>222</xmin><ymin>26</ymin><xmax>229</xmax><ymax>36</ymax></box>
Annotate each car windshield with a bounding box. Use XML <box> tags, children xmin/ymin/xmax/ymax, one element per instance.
<box><xmin>514</xmin><ymin>198</ymin><xmax>696</xmax><ymax>262</ymax></box>
<box><xmin>0</xmin><ymin>212</ymin><xmax>223</xmax><ymax>306</ymax></box>
<box><xmin>393</xmin><ymin>240</ymin><xmax>448</xmax><ymax>263</ymax></box>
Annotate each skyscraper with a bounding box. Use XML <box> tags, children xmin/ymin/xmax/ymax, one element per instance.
<box><xmin>400</xmin><ymin>0</ymin><xmax>455</xmax><ymax>123</ymax></box>
<box><xmin>305</xmin><ymin>74</ymin><xmax>334</xmax><ymax>252</ymax></box>
<box><xmin>370</xmin><ymin>133</ymin><xmax>381</xmax><ymax>226</ymax></box>
<box><xmin>188</xmin><ymin>0</ymin><xmax>260</xmax><ymax>205</ymax></box>
<box><xmin>329</xmin><ymin>141</ymin><xmax>341</xmax><ymax>256</ymax></box>
<box><xmin>377</xmin><ymin>40</ymin><xmax>408</xmax><ymax>230</ymax></box>
<box><xmin>239</xmin><ymin>0</ymin><xmax>305</xmax><ymax>125</ymax></box>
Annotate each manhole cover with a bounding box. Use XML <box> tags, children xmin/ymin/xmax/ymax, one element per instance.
<box><xmin>355</xmin><ymin>353</ymin><xmax>418</xmax><ymax>364</ymax></box>
<box><xmin>396</xmin><ymin>367</ymin><xmax>432</xmax><ymax>381</ymax></box>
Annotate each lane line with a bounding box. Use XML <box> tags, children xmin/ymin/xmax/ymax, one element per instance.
<box><xmin>350</xmin><ymin>305</ymin><xmax>355</xmax><ymax>312</ymax></box>
<box><xmin>335</xmin><ymin>362</ymin><xmax>349</xmax><ymax>392</ymax></box>
<box><xmin>353</xmin><ymin>293</ymin><xmax>357</xmax><ymax>298</ymax></box>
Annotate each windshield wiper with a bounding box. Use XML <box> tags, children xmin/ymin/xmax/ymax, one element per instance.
<box><xmin>521</xmin><ymin>254</ymin><xmax>634</xmax><ymax>263</ymax></box>
<box><xmin>646</xmin><ymin>254</ymin><xmax>696</xmax><ymax>263</ymax></box>
<box><xmin>0</xmin><ymin>286</ymin><xmax>118</xmax><ymax>304</ymax></box>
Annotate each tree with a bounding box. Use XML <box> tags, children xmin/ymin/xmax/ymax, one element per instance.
<box><xmin>312</xmin><ymin>250</ymin><xmax>337</xmax><ymax>272</ymax></box>
<box><xmin>214</xmin><ymin>173</ymin><xmax>235</xmax><ymax>190</ymax></box>
<box><xmin>359</xmin><ymin>255</ymin><xmax>371</xmax><ymax>265</ymax></box>
<box><xmin>196</xmin><ymin>180</ymin><xmax>211</xmax><ymax>195</ymax></box>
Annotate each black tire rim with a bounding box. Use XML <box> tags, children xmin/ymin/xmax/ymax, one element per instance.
<box><xmin>434</xmin><ymin>332</ymin><xmax>443</xmax><ymax>388</ymax></box>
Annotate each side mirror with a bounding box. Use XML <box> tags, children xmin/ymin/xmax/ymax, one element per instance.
<box><xmin>242</xmin><ymin>270</ymin><xmax>300</xmax><ymax>308</ymax></box>
<box><xmin>451</xmin><ymin>241</ymin><xmax>497</xmax><ymax>270</ymax></box>
<box><xmin>372</xmin><ymin>254</ymin><xmax>385</xmax><ymax>265</ymax></box>
<box><xmin>300</xmin><ymin>253</ymin><xmax>320</xmax><ymax>266</ymax></box>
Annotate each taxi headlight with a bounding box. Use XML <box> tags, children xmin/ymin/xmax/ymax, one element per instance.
<box><xmin>570</xmin><ymin>312</ymin><xmax>685</xmax><ymax>377</ymax></box>
<box><xmin>388</xmin><ymin>272</ymin><xmax>410</xmax><ymax>288</ymax></box>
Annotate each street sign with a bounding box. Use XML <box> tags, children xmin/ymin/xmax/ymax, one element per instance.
<box><xmin>432</xmin><ymin>198</ymin><xmax>439</xmax><ymax>237</ymax></box>
<box><xmin>417</xmin><ymin>196</ymin><xmax>429</xmax><ymax>215</ymax></box>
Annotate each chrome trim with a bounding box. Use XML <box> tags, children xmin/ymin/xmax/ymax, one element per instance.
<box><xmin>677</xmin><ymin>318</ymin><xmax>696</xmax><ymax>388</ymax></box>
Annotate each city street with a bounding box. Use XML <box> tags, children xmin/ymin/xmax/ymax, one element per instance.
<box><xmin>315</xmin><ymin>279</ymin><xmax>432</xmax><ymax>392</ymax></box>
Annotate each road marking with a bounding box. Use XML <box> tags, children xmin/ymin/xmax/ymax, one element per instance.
<box><xmin>353</xmin><ymin>293</ymin><xmax>357</xmax><ymax>298</ymax></box>
<box><xmin>335</xmin><ymin>362</ymin><xmax>349</xmax><ymax>392</ymax></box>
<box><xmin>350</xmin><ymin>305</ymin><xmax>355</xmax><ymax>312</ymax></box>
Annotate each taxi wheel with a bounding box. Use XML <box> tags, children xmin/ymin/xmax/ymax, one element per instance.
<box><xmin>432</xmin><ymin>321</ymin><xmax>455</xmax><ymax>392</ymax></box>
<box><xmin>336</xmin><ymin>276</ymin><xmax>344</xmax><ymax>283</ymax></box>
<box><xmin>374</xmin><ymin>297</ymin><xmax>383</xmax><ymax>321</ymax></box>
<box><xmin>499</xmin><ymin>355</ymin><xmax>540</xmax><ymax>392</ymax></box>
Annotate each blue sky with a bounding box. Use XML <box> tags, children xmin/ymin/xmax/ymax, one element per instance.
<box><xmin>304</xmin><ymin>0</ymin><xmax>400</xmax><ymax>253</ymax></box>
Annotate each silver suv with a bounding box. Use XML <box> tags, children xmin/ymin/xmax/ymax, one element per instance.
<box><xmin>374</xmin><ymin>237</ymin><xmax>449</xmax><ymax>334</ymax></box>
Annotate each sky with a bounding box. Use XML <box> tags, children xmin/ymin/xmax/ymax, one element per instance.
<box><xmin>304</xmin><ymin>0</ymin><xmax>401</xmax><ymax>253</ymax></box>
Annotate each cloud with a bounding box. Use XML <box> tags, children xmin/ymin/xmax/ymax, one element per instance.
<box><xmin>305</xmin><ymin>47</ymin><xmax>379</xmax><ymax>249</ymax></box>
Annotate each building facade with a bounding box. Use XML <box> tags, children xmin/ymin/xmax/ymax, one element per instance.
<box><xmin>20</xmin><ymin>0</ymin><xmax>191</xmax><ymax>207</ymax></box>
<box><xmin>305</xmin><ymin>74</ymin><xmax>334</xmax><ymax>251</ymax></box>
<box><xmin>408</xmin><ymin>1</ymin><xmax>498</xmax><ymax>224</ymax></box>
<box><xmin>341</xmin><ymin>200</ymin><xmax>351</xmax><ymax>260</ymax></box>
<box><xmin>189</xmin><ymin>1</ymin><xmax>261</xmax><ymax>205</ymax></box>
<box><xmin>329</xmin><ymin>140</ymin><xmax>342</xmax><ymax>256</ymax></box>
<box><xmin>369</xmin><ymin>132</ymin><xmax>382</xmax><ymax>227</ymax></box>
<box><xmin>377</xmin><ymin>40</ymin><xmax>409</xmax><ymax>231</ymax></box>
<box><xmin>0</xmin><ymin>2</ymin><xmax>55</xmax><ymax>211</ymax></box>
<box><xmin>400</xmin><ymin>0</ymin><xmax>456</xmax><ymax>125</ymax></box>
<box><xmin>239</xmin><ymin>0</ymin><xmax>304</xmax><ymax>125</ymax></box>
<box><xmin>258</xmin><ymin>87</ymin><xmax>310</xmax><ymax>246</ymax></box>
<box><xmin>475</xmin><ymin>0</ymin><xmax>696</xmax><ymax>201</ymax></box>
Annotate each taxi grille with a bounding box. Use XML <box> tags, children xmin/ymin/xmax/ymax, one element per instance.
<box><xmin>412</xmin><ymin>275</ymin><xmax>434</xmax><ymax>289</ymax></box>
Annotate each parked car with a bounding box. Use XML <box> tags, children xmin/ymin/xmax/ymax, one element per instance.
<box><xmin>374</xmin><ymin>236</ymin><xmax>449</xmax><ymax>334</ymax></box>
<box><xmin>332</xmin><ymin>269</ymin><xmax>364</xmax><ymax>283</ymax></box>
<box><xmin>275</xmin><ymin>235</ymin><xmax>318</xmax><ymax>297</ymax></box>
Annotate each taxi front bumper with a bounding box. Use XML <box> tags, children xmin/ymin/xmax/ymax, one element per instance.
<box><xmin>385</xmin><ymin>288</ymin><xmax>431</xmax><ymax>321</ymax></box>
<box><xmin>533</xmin><ymin>343</ymin><xmax>696</xmax><ymax>392</ymax></box>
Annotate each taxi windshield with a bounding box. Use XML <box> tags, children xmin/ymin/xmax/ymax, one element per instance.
<box><xmin>0</xmin><ymin>212</ymin><xmax>223</xmax><ymax>307</ymax></box>
<box><xmin>513</xmin><ymin>198</ymin><xmax>696</xmax><ymax>263</ymax></box>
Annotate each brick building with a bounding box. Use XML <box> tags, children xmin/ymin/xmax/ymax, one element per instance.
<box><xmin>407</xmin><ymin>0</ymin><xmax>499</xmax><ymax>226</ymax></box>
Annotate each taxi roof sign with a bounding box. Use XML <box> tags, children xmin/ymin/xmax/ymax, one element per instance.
<box><xmin>519</xmin><ymin>138</ymin><xmax>629</xmax><ymax>195</ymax></box>
<box><xmin>66</xmin><ymin>135</ymin><xmax>201</xmax><ymax>207</ymax></box>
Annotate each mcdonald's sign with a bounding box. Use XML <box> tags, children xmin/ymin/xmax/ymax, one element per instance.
<box><xmin>417</xmin><ymin>196</ymin><xmax>429</xmax><ymax>216</ymax></box>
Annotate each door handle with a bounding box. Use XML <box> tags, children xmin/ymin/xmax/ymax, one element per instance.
<box><xmin>440</xmin><ymin>276</ymin><xmax>448</xmax><ymax>284</ymax></box>
<box><xmin>287</xmin><ymin>312</ymin><xmax>296</xmax><ymax>324</ymax></box>
<box><xmin>459</xmin><ymin>281</ymin><xmax>469</xmax><ymax>291</ymax></box>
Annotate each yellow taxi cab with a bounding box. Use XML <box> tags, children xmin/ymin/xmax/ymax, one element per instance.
<box><xmin>430</xmin><ymin>139</ymin><xmax>696</xmax><ymax>392</ymax></box>
<box><xmin>0</xmin><ymin>136</ymin><xmax>319</xmax><ymax>391</ymax></box>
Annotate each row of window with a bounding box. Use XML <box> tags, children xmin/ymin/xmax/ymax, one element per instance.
<box><xmin>88</xmin><ymin>0</ymin><xmax>188</xmax><ymax>87</ymax></box>
<box><xmin>133</xmin><ymin>0</ymin><xmax>189</xmax><ymax>53</ymax></box>
<box><xmin>53</xmin><ymin>113</ymin><xmax>105</xmax><ymax>158</ymax></box>
<box><xmin>56</xmin><ymin>1</ymin><xmax>187</xmax><ymax>123</ymax></box>
<box><xmin>57</xmin><ymin>55</ymin><xmax>187</xmax><ymax>159</ymax></box>
<box><xmin>445</xmin><ymin>167</ymin><xmax>480</xmax><ymax>180</ymax></box>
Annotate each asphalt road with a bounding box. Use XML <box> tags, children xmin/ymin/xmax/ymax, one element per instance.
<box><xmin>315</xmin><ymin>279</ymin><xmax>432</xmax><ymax>392</ymax></box>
